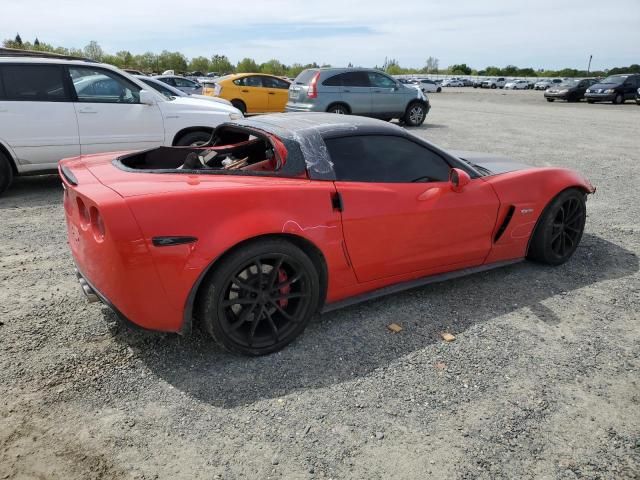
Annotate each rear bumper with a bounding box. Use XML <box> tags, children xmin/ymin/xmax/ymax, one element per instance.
<box><xmin>285</xmin><ymin>103</ymin><xmax>323</xmax><ymax>113</ymax></box>
<box><xmin>544</xmin><ymin>92</ymin><xmax>569</xmax><ymax>99</ymax></box>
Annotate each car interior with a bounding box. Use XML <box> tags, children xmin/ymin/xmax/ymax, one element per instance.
<box><xmin>117</xmin><ymin>128</ymin><xmax>285</xmax><ymax>174</ymax></box>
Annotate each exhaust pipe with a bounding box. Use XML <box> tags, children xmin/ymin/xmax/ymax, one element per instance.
<box><xmin>75</xmin><ymin>268</ymin><xmax>99</xmax><ymax>303</ymax></box>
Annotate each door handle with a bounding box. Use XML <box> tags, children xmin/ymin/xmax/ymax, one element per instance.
<box><xmin>343</xmin><ymin>89</ymin><xmax>351</xmax><ymax>92</ymax></box>
<box><xmin>0</xmin><ymin>108</ymin><xmax>8</xmax><ymax>113</ymax></box>
<box><xmin>241</xmin><ymin>89</ymin><xmax>249</xmax><ymax>93</ymax></box>
<box><xmin>268</xmin><ymin>92</ymin><xmax>276</xmax><ymax>95</ymax></box>
<box><xmin>78</xmin><ymin>107</ymin><xmax>97</xmax><ymax>114</ymax></box>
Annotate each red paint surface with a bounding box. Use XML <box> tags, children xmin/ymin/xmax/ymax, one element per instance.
<box><xmin>61</xmin><ymin>150</ymin><xmax>594</xmax><ymax>333</ymax></box>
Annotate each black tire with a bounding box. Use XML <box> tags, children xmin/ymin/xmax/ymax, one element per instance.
<box><xmin>527</xmin><ymin>189</ymin><xmax>586</xmax><ymax>266</ymax></box>
<box><xmin>0</xmin><ymin>152</ymin><xmax>13</xmax><ymax>195</ymax></box>
<box><xmin>587</xmin><ymin>99</ymin><xmax>595</xmax><ymax>104</ymax></box>
<box><xmin>199</xmin><ymin>239</ymin><xmax>321</xmax><ymax>356</ymax></box>
<box><xmin>403</xmin><ymin>102</ymin><xmax>427</xmax><ymax>126</ymax></box>
<box><xmin>437</xmin><ymin>87</ymin><xmax>442</xmax><ymax>93</ymax></box>
<box><xmin>175</xmin><ymin>131</ymin><xmax>212</xmax><ymax>147</ymax></box>
<box><xmin>327</xmin><ymin>103</ymin><xmax>349</xmax><ymax>115</ymax></box>
<box><xmin>491</xmin><ymin>84</ymin><xmax>497</xmax><ymax>89</ymax></box>
<box><xmin>614</xmin><ymin>94</ymin><xmax>624</xmax><ymax>105</ymax></box>
<box><xmin>231</xmin><ymin>99</ymin><xmax>246</xmax><ymax>114</ymax></box>
<box><xmin>546</xmin><ymin>98</ymin><xmax>554</xmax><ymax>102</ymax></box>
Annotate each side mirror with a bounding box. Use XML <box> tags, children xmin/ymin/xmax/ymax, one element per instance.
<box><xmin>139</xmin><ymin>89</ymin><xmax>157</xmax><ymax>105</ymax></box>
<box><xmin>449</xmin><ymin>168</ymin><xmax>471</xmax><ymax>192</ymax></box>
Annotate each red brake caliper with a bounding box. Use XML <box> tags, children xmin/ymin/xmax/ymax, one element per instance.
<box><xmin>277</xmin><ymin>269</ymin><xmax>290</xmax><ymax>308</ymax></box>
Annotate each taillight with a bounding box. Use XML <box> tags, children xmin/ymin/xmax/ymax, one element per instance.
<box><xmin>307</xmin><ymin>72</ymin><xmax>320</xmax><ymax>98</ymax></box>
<box><xmin>90</xmin><ymin>207</ymin><xmax>105</xmax><ymax>242</ymax></box>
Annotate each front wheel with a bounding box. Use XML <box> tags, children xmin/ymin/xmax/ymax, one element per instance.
<box><xmin>199</xmin><ymin>239</ymin><xmax>321</xmax><ymax>355</ymax></box>
<box><xmin>527</xmin><ymin>189</ymin><xmax>586</xmax><ymax>266</ymax></box>
<box><xmin>614</xmin><ymin>94</ymin><xmax>624</xmax><ymax>105</ymax></box>
<box><xmin>0</xmin><ymin>152</ymin><xmax>13</xmax><ymax>195</ymax></box>
<box><xmin>327</xmin><ymin>104</ymin><xmax>349</xmax><ymax>115</ymax></box>
<box><xmin>546</xmin><ymin>98</ymin><xmax>554</xmax><ymax>102</ymax></box>
<box><xmin>403</xmin><ymin>102</ymin><xmax>427</xmax><ymax>126</ymax></box>
<box><xmin>437</xmin><ymin>87</ymin><xmax>442</xmax><ymax>93</ymax></box>
<box><xmin>491</xmin><ymin>84</ymin><xmax>497</xmax><ymax>89</ymax></box>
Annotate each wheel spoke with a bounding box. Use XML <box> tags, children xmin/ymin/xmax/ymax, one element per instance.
<box><xmin>271</xmin><ymin>292</ymin><xmax>308</xmax><ymax>301</ymax></box>
<box><xmin>565</xmin><ymin>210</ymin><xmax>583</xmax><ymax>226</ymax></box>
<box><xmin>268</xmin><ymin>256</ymin><xmax>284</xmax><ymax>288</ymax></box>
<box><xmin>221</xmin><ymin>297</ymin><xmax>257</xmax><ymax>307</ymax></box>
<box><xmin>229</xmin><ymin>302</ymin><xmax>258</xmax><ymax>330</ymax></box>
<box><xmin>264</xmin><ymin>309</ymin><xmax>279</xmax><ymax>341</ymax></box>
<box><xmin>565</xmin><ymin>224</ymin><xmax>581</xmax><ymax>234</ymax></box>
<box><xmin>564</xmin><ymin>232</ymin><xmax>575</xmax><ymax>248</ymax></box>
<box><xmin>269</xmin><ymin>299</ymin><xmax>297</xmax><ymax>322</ymax></box>
<box><xmin>232</xmin><ymin>276</ymin><xmax>259</xmax><ymax>294</ymax></box>
<box><xmin>272</xmin><ymin>272</ymin><xmax>302</xmax><ymax>291</ymax></box>
<box><xmin>247</xmin><ymin>305</ymin><xmax>265</xmax><ymax>345</ymax></box>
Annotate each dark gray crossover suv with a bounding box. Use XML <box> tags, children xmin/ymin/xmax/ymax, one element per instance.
<box><xmin>286</xmin><ymin>68</ymin><xmax>430</xmax><ymax>126</ymax></box>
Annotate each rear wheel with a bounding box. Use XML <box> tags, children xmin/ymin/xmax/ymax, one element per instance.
<box><xmin>587</xmin><ymin>99</ymin><xmax>595</xmax><ymax>104</ymax></box>
<box><xmin>546</xmin><ymin>98</ymin><xmax>555</xmax><ymax>102</ymax></box>
<box><xmin>527</xmin><ymin>189</ymin><xmax>586</xmax><ymax>266</ymax></box>
<box><xmin>175</xmin><ymin>131</ymin><xmax>212</xmax><ymax>147</ymax></box>
<box><xmin>403</xmin><ymin>102</ymin><xmax>427</xmax><ymax>126</ymax></box>
<box><xmin>0</xmin><ymin>152</ymin><xmax>13</xmax><ymax>195</ymax></box>
<box><xmin>199</xmin><ymin>239</ymin><xmax>321</xmax><ymax>355</ymax></box>
<box><xmin>327</xmin><ymin>103</ymin><xmax>349</xmax><ymax>115</ymax></box>
<box><xmin>437</xmin><ymin>87</ymin><xmax>442</xmax><ymax>93</ymax></box>
<box><xmin>491</xmin><ymin>84</ymin><xmax>497</xmax><ymax>89</ymax></box>
<box><xmin>231</xmin><ymin>99</ymin><xmax>246</xmax><ymax>114</ymax></box>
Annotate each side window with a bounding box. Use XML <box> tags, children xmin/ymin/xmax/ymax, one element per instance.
<box><xmin>143</xmin><ymin>79</ymin><xmax>174</xmax><ymax>98</ymax></box>
<box><xmin>160</xmin><ymin>77</ymin><xmax>176</xmax><ymax>86</ymax></box>
<box><xmin>1</xmin><ymin>64</ymin><xmax>69</xmax><ymax>101</ymax></box>
<box><xmin>262</xmin><ymin>76</ymin><xmax>290</xmax><ymax>89</ymax></box>
<box><xmin>341</xmin><ymin>71</ymin><xmax>370</xmax><ymax>87</ymax></box>
<box><xmin>0</xmin><ymin>69</ymin><xmax>5</xmax><ymax>99</ymax></box>
<box><xmin>323</xmin><ymin>74</ymin><xmax>344</xmax><ymax>87</ymax></box>
<box><xmin>368</xmin><ymin>72</ymin><xmax>397</xmax><ymax>88</ymax></box>
<box><xmin>173</xmin><ymin>77</ymin><xmax>197</xmax><ymax>88</ymax></box>
<box><xmin>326</xmin><ymin>135</ymin><xmax>451</xmax><ymax>183</ymax></box>
<box><xmin>70</xmin><ymin>67</ymin><xmax>141</xmax><ymax>104</ymax></box>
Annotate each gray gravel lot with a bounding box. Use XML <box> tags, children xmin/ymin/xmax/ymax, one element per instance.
<box><xmin>1</xmin><ymin>88</ymin><xmax>639</xmax><ymax>479</ymax></box>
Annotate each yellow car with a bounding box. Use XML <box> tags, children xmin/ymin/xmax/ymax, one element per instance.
<box><xmin>203</xmin><ymin>73</ymin><xmax>291</xmax><ymax>114</ymax></box>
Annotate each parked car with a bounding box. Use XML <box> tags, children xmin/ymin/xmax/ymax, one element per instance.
<box><xmin>124</xmin><ymin>69</ymin><xmax>146</xmax><ymax>76</ymax></box>
<box><xmin>636</xmin><ymin>87</ymin><xmax>640</xmax><ymax>105</ymax></box>
<box><xmin>584</xmin><ymin>74</ymin><xmax>640</xmax><ymax>104</ymax></box>
<box><xmin>135</xmin><ymin>75</ymin><xmax>233</xmax><ymax>106</ymax></box>
<box><xmin>154</xmin><ymin>75</ymin><xmax>203</xmax><ymax>95</ymax></box>
<box><xmin>544</xmin><ymin>78</ymin><xmax>599</xmax><ymax>102</ymax></box>
<box><xmin>481</xmin><ymin>78</ymin><xmax>507</xmax><ymax>89</ymax></box>
<box><xmin>0</xmin><ymin>56</ymin><xmax>243</xmax><ymax>195</ymax></box>
<box><xmin>62</xmin><ymin>114</ymin><xmax>595</xmax><ymax>355</ymax></box>
<box><xmin>459</xmin><ymin>78</ymin><xmax>474</xmax><ymax>87</ymax></box>
<box><xmin>205</xmin><ymin>73</ymin><xmax>291</xmax><ymax>114</ymax></box>
<box><xmin>504</xmin><ymin>80</ymin><xmax>530</xmax><ymax>90</ymax></box>
<box><xmin>442</xmin><ymin>78</ymin><xmax>464</xmax><ymax>87</ymax></box>
<box><xmin>286</xmin><ymin>68</ymin><xmax>430</xmax><ymax>126</ymax></box>
<box><xmin>534</xmin><ymin>79</ymin><xmax>562</xmax><ymax>90</ymax></box>
<box><xmin>415</xmin><ymin>79</ymin><xmax>442</xmax><ymax>93</ymax></box>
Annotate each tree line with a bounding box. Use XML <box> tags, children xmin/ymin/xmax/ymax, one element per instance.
<box><xmin>3</xmin><ymin>35</ymin><xmax>638</xmax><ymax>78</ymax></box>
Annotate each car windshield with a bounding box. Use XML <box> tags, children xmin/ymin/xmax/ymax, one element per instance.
<box><xmin>560</xmin><ymin>80</ymin><xmax>580</xmax><ymax>87</ymax></box>
<box><xmin>600</xmin><ymin>75</ymin><xmax>627</xmax><ymax>84</ymax></box>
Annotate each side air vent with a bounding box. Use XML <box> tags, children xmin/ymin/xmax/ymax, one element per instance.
<box><xmin>494</xmin><ymin>206</ymin><xmax>515</xmax><ymax>243</ymax></box>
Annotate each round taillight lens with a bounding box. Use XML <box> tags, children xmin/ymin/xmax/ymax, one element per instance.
<box><xmin>90</xmin><ymin>207</ymin><xmax>105</xmax><ymax>242</ymax></box>
<box><xmin>77</xmin><ymin>198</ymin><xmax>90</xmax><ymax>229</ymax></box>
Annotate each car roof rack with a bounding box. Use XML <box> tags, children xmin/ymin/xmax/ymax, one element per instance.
<box><xmin>0</xmin><ymin>47</ymin><xmax>97</xmax><ymax>63</ymax></box>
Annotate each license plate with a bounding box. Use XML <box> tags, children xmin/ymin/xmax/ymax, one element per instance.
<box><xmin>289</xmin><ymin>89</ymin><xmax>299</xmax><ymax>100</ymax></box>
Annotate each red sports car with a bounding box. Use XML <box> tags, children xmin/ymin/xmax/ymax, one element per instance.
<box><xmin>60</xmin><ymin>113</ymin><xmax>595</xmax><ymax>355</ymax></box>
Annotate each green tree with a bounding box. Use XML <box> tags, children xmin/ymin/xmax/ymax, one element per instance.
<box><xmin>236</xmin><ymin>57</ymin><xmax>259</xmax><ymax>73</ymax></box>
<box><xmin>157</xmin><ymin>50</ymin><xmax>188</xmax><ymax>73</ymax></box>
<box><xmin>83</xmin><ymin>41</ymin><xmax>104</xmax><ymax>61</ymax></box>
<box><xmin>189</xmin><ymin>56</ymin><xmax>210</xmax><ymax>73</ymax></box>
<box><xmin>115</xmin><ymin>50</ymin><xmax>133</xmax><ymax>67</ymax></box>
<box><xmin>260</xmin><ymin>59</ymin><xmax>286</xmax><ymax>76</ymax></box>
<box><xmin>14</xmin><ymin>33</ymin><xmax>22</xmax><ymax>46</ymax></box>
<box><xmin>210</xmin><ymin>54</ymin><xmax>234</xmax><ymax>74</ymax></box>
<box><xmin>134</xmin><ymin>52</ymin><xmax>158</xmax><ymax>73</ymax></box>
<box><xmin>34</xmin><ymin>38</ymin><xmax>40</xmax><ymax>47</ymax></box>
<box><xmin>449</xmin><ymin>63</ymin><xmax>472</xmax><ymax>75</ymax></box>
<box><xmin>286</xmin><ymin>63</ymin><xmax>306</xmax><ymax>77</ymax></box>
<box><xmin>484</xmin><ymin>66</ymin><xmax>501</xmax><ymax>76</ymax></box>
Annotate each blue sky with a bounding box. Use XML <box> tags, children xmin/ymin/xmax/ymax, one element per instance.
<box><xmin>2</xmin><ymin>0</ymin><xmax>639</xmax><ymax>70</ymax></box>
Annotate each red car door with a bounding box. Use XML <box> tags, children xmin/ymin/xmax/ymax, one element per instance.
<box><xmin>327</xmin><ymin>135</ymin><xmax>500</xmax><ymax>283</ymax></box>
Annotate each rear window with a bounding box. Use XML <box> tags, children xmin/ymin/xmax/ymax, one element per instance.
<box><xmin>0</xmin><ymin>64</ymin><xmax>69</xmax><ymax>101</ymax></box>
<box><xmin>294</xmin><ymin>69</ymin><xmax>318</xmax><ymax>85</ymax></box>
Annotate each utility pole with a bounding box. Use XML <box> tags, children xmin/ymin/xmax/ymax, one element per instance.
<box><xmin>587</xmin><ymin>55</ymin><xmax>592</xmax><ymax>74</ymax></box>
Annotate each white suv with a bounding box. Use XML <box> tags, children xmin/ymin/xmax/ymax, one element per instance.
<box><xmin>0</xmin><ymin>56</ymin><xmax>243</xmax><ymax>194</ymax></box>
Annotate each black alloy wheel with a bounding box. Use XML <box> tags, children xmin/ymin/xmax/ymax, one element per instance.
<box><xmin>528</xmin><ymin>189</ymin><xmax>586</xmax><ymax>266</ymax></box>
<box><xmin>200</xmin><ymin>240</ymin><xmax>320</xmax><ymax>355</ymax></box>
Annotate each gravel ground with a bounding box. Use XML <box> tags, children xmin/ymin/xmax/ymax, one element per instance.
<box><xmin>1</xmin><ymin>89</ymin><xmax>639</xmax><ymax>479</ymax></box>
